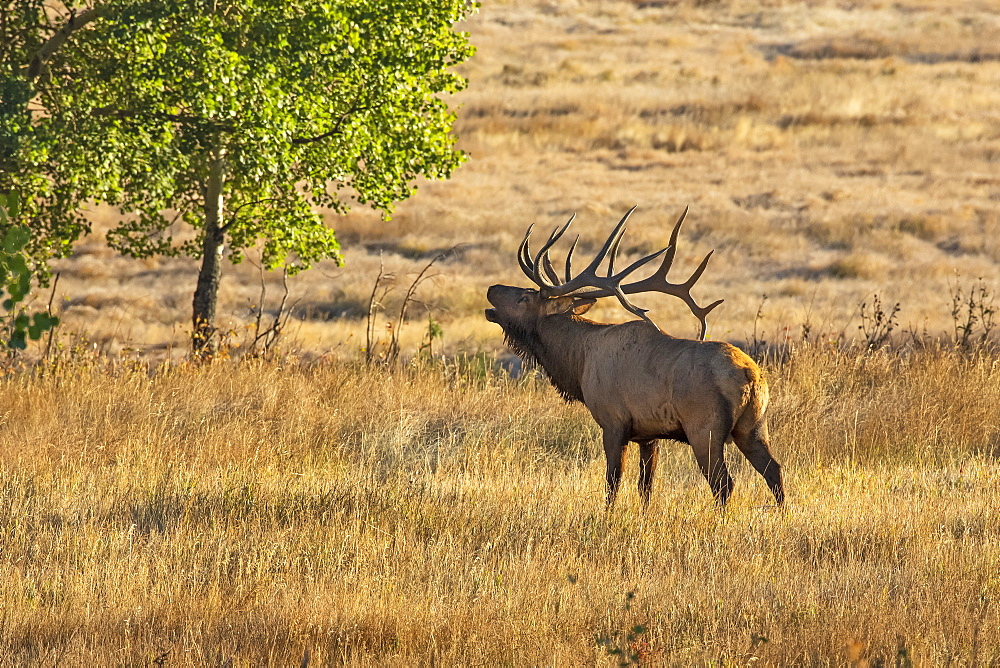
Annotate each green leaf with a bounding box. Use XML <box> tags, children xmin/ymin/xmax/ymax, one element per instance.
<box><xmin>5</xmin><ymin>191</ymin><xmax>19</xmax><ymax>218</ymax></box>
<box><xmin>7</xmin><ymin>254</ymin><xmax>28</xmax><ymax>276</ymax></box>
<box><xmin>8</xmin><ymin>330</ymin><xmax>27</xmax><ymax>350</ymax></box>
<box><xmin>3</xmin><ymin>226</ymin><xmax>30</xmax><ymax>254</ymax></box>
<box><xmin>16</xmin><ymin>270</ymin><xmax>30</xmax><ymax>298</ymax></box>
<box><xmin>32</xmin><ymin>312</ymin><xmax>59</xmax><ymax>330</ymax></box>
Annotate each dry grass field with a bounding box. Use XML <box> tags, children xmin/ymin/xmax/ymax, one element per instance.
<box><xmin>1</xmin><ymin>350</ymin><xmax>999</xmax><ymax>664</ymax></box>
<box><xmin>3</xmin><ymin>0</ymin><xmax>1000</xmax><ymax>664</ymax></box>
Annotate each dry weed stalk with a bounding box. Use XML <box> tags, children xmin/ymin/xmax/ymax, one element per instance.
<box><xmin>365</xmin><ymin>248</ymin><xmax>457</xmax><ymax>365</ymax></box>
<box><xmin>950</xmin><ymin>277</ymin><xmax>997</xmax><ymax>351</ymax></box>
<box><xmin>858</xmin><ymin>294</ymin><xmax>900</xmax><ymax>351</ymax></box>
<box><xmin>245</xmin><ymin>260</ymin><xmax>297</xmax><ymax>358</ymax></box>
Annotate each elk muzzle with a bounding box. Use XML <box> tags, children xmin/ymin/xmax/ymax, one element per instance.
<box><xmin>485</xmin><ymin>284</ymin><xmax>525</xmax><ymax>323</ymax></box>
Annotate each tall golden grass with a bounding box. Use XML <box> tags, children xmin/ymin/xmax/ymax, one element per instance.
<box><xmin>1</xmin><ymin>347</ymin><xmax>998</xmax><ymax>664</ymax></box>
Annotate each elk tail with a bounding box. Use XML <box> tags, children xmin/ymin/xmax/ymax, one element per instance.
<box><xmin>736</xmin><ymin>366</ymin><xmax>769</xmax><ymax>438</ymax></box>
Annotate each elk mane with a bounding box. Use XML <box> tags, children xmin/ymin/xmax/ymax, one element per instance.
<box><xmin>503</xmin><ymin>319</ymin><xmax>586</xmax><ymax>404</ymax></box>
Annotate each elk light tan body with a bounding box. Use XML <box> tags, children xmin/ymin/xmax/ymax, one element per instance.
<box><xmin>485</xmin><ymin>207</ymin><xmax>784</xmax><ymax>507</ymax></box>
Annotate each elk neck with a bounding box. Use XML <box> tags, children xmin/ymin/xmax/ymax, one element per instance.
<box><xmin>507</xmin><ymin>313</ymin><xmax>609</xmax><ymax>403</ymax></box>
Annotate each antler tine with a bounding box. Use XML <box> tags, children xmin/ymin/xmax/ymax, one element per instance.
<box><xmin>542</xmin><ymin>215</ymin><xmax>575</xmax><ymax>285</ymax></box>
<box><xmin>565</xmin><ymin>234</ymin><xmax>580</xmax><ymax>283</ymax></box>
<box><xmin>683</xmin><ymin>248</ymin><xmax>714</xmax><ymax>289</ymax></box>
<box><xmin>531</xmin><ymin>214</ymin><xmax>576</xmax><ymax>288</ymax></box>
<box><xmin>592</xmin><ymin>205</ymin><xmax>636</xmax><ymax>276</ymax></box>
<box><xmin>518</xmin><ymin>216</ymin><xmax>574</xmax><ymax>288</ymax></box>
<box><xmin>607</xmin><ymin>227</ymin><xmax>624</xmax><ymax>276</ymax></box>
<box><xmin>608</xmin><ymin>284</ymin><xmax>651</xmax><ymax>323</ymax></box>
<box><xmin>613</xmin><ymin>245</ymin><xmax>669</xmax><ymax>278</ymax></box>
<box><xmin>517</xmin><ymin>224</ymin><xmax>541</xmax><ymax>286</ymax></box>
<box><xmin>604</xmin><ymin>247</ymin><xmax>672</xmax><ymax>327</ymax></box>
<box><xmin>695</xmin><ymin>298</ymin><xmax>725</xmax><ymax>340</ymax></box>
<box><xmin>541</xmin><ymin>253</ymin><xmax>561</xmax><ymax>285</ymax></box>
<box><xmin>645</xmin><ymin>205</ymin><xmax>687</xmax><ymax>282</ymax></box>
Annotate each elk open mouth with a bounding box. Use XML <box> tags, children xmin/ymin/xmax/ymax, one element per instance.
<box><xmin>484</xmin><ymin>308</ymin><xmax>498</xmax><ymax>322</ymax></box>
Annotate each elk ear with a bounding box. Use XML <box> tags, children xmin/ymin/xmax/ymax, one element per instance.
<box><xmin>545</xmin><ymin>296</ymin><xmax>597</xmax><ymax>316</ymax></box>
<box><xmin>571</xmin><ymin>297</ymin><xmax>596</xmax><ymax>315</ymax></box>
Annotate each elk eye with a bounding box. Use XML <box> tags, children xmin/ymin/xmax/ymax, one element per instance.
<box><xmin>518</xmin><ymin>295</ymin><xmax>530</xmax><ymax>303</ymax></box>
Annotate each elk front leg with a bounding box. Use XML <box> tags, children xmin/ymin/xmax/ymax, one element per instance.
<box><xmin>602</xmin><ymin>427</ymin><xmax>629</xmax><ymax>506</ymax></box>
<box><xmin>637</xmin><ymin>439</ymin><xmax>659</xmax><ymax>506</ymax></box>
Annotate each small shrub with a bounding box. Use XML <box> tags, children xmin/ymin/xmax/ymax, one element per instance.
<box><xmin>950</xmin><ymin>277</ymin><xmax>997</xmax><ymax>351</ymax></box>
<box><xmin>858</xmin><ymin>294</ymin><xmax>900</xmax><ymax>351</ymax></box>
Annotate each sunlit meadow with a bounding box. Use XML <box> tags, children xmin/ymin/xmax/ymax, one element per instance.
<box><xmin>3</xmin><ymin>0</ymin><xmax>1000</xmax><ymax>664</ymax></box>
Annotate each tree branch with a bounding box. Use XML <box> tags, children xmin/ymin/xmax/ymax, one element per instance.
<box><xmin>220</xmin><ymin>197</ymin><xmax>284</xmax><ymax>233</ymax></box>
<box><xmin>291</xmin><ymin>103</ymin><xmax>371</xmax><ymax>145</ymax></box>
<box><xmin>27</xmin><ymin>4</ymin><xmax>109</xmax><ymax>81</ymax></box>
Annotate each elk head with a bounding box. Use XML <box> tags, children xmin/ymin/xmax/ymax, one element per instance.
<box><xmin>484</xmin><ymin>288</ymin><xmax>595</xmax><ymax>330</ymax></box>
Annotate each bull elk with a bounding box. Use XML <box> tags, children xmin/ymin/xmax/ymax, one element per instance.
<box><xmin>485</xmin><ymin>206</ymin><xmax>784</xmax><ymax>507</ymax></box>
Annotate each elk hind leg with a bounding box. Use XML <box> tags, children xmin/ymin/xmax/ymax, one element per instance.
<box><xmin>733</xmin><ymin>420</ymin><xmax>785</xmax><ymax>505</ymax></box>
<box><xmin>637</xmin><ymin>439</ymin><xmax>659</xmax><ymax>506</ymax></box>
<box><xmin>602</xmin><ymin>427</ymin><xmax>629</xmax><ymax>507</ymax></box>
<box><xmin>689</xmin><ymin>422</ymin><xmax>734</xmax><ymax>507</ymax></box>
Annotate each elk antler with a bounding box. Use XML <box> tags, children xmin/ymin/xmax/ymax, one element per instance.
<box><xmin>518</xmin><ymin>206</ymin><xmax>724</xmax><ymax>340</ymax></box>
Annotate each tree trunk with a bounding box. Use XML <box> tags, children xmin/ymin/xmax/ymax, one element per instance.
<box><xmin>192</xmin><ymin>148</ymin><xmax>226</xmax><ymax>355</ymax></box>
